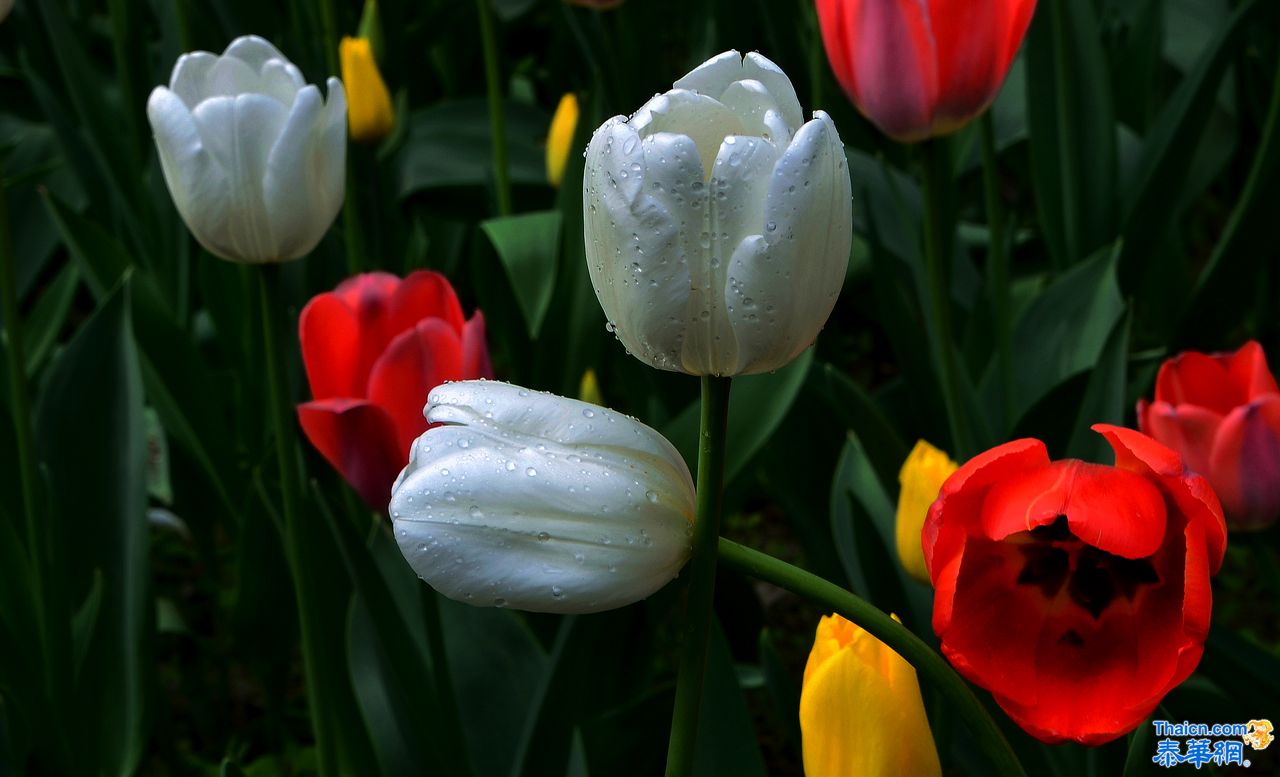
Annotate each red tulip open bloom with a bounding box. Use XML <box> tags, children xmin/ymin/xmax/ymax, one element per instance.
<box><xmin>1138</xmin><ymin>341</ymin><xmax>1280</xmax><ymax>530</ymax></box>
<box><xmin>815</xmin><ymin>0</ymin><xmax>1037</xmax><ymax>142</ymax></box>
<box><xmin>923</xmin><ymin>425</ymin><xmax>1226</xmax><ymax>746</ymax></box>
<box><xmin>297</xmin><ymin>271</ymin><xmax>493</xmax><ymax>510</ymax></box>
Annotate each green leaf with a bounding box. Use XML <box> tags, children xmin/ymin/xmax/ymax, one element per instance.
<box><xmin>35</xmin><ymin>278</ymin><xmax>150</xmax><ymax>776</ymax></box>
<box><xmin>1117</xmin><ymin>0</ymin><xmax>1266</xmax><ymax>290</ymax></box>
<box><xmin>1065</xmin><ymin>312</ymin><xmax>1131</xmax><ymax>462</ymax></box>
<box><xmin>482</xmin><ymin>211</ymin><xmax>562</xmax><ymax>339</ymax></box>
<box><xmin>1026</xmin><ymin>0</ymin><xmax>1117</xmax><ymax>267</ymax></box>
<box><xmin>1007</xmin><ymin>244</ymin><xmax>1124</xmax><ymax>427</ymax></box>
<box><xmin>817</xmin><ymin>363</ymin><xmax>908</xmax><ymax>494</ymax></box>
<box><xmin>1121</xmin><ymin>717</ymin><xmax>1157</xmax><ymax>777</ymax></box>
<box><xmin>70</xmin><ymin>570</ymin><xmax>104</xmax><ymax>682</ymax></box>
<box><xmin>691</xmin><ymin>621</ymin><xmax>767</xmax><ymax>777</ymax></box>
<box><xmin>663</xmin><ymin>350</ymin><xmax>814</xmax><ymax>483</ymax></box>
<box><xmin>397</xmin><ymin>98</ymin><xmax>549</xmax><ymax>197</ymax></box>
<box><xmin>20</xmin><ymin>262</ymin><xmax>79</xmax><ymax>377</ymax></box>
<box><xmin>758</xmin><ymin>629</ymin><xmax>801</xmax><ymax>751</ymax></box>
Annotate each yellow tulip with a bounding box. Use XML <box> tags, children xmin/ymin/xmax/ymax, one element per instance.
<box><xmin>547</xmin><ymin>93</ymin><xmax>579</xmax><ymax>188</ymax></box>
<box><xmin>895</xmin><ymin>440</ymin><xmax>957</xmax><ymax>584</ymax></box>
<box><xmin>801</xmin><ymin>613</ymin><xmax>942</xmax><ymax>777</ymax></box>
<box><xmin>339</xmin><ymin>36</ymin><xmax>393</xmax><ymax>143</ymax></box>
<box><xmin>578</xmin><ymin>368</ymin><xmax>604</xmax><ymax>406</ymax></box>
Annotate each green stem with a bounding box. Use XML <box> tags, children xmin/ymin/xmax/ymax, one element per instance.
<box><xmin>980</xmin><ymin>115</ymin><xmax>1014</xmax><ymax>431</ymax></box>
<box><xmin>718</xmin><ymin>538</ymin><xmax>1027</xmax><ymax>777</ymax></box>
<box><xmin>665</xmin><ymin>376</ymin><xmax>732</xmax><ymax>777</ymax></box>
<box><xmin>1049</xmin><ymin>0</ymin><xmax>1076</xmax><ymax>272</ymax></box>
<box><xmin>343</xmin><ymin>160</ymin><xmax>364</xmax><ymax>275</ymax></box>
<box><xmin>476</xmin><ymin>0</ymin><xmax>513</xmax><ymax>217</ymax></box>
<box><xmin>920</xmin><ymin>138</ymin><xmax>972</xmax><ymax>458</ymax></box>
<box><xmin>258</xmin><ymin>265</ymin><xmax>338</xmax><ymax>777</ymax></box>
<box><xmin>318</xmin><ymin>0</ymin><xmax>340</xmax><ymax>77</ymax></box>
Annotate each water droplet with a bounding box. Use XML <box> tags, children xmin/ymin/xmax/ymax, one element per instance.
<box><xmin>537</xmin><ymin>531</ymin><xmax>551</xmax><ymax>542</ymax></box>
<box><xmin>551</xmin><ymin>586</ymin><xmax>564</xmax><ymax>598</ymax></box>
<box><xmin>765</xmin><ymin>222</ymin><xmax>777</xmax><ymax>232</ymax></box>
<box><xmin>469</xmin><ymin>506</ymin><xmax>483</xmax><ymax>519</ymax></box>
<box><xmin>645</xmin><ymin>490</ymin><xmax>659</xmax><ymax>503</ymax></box>
<box><xmin>439</xmin><ymin>468</ymin><xmax>450</xmax><ymax>476</ymax></box>
<box><xmin>494</xmin><ymin>597</ymin><xmax>507</xmax><ymax>607</ymax></box>
<box><xmin>526</xmin><ymin>467</ymin><xmax>538</xmax><ymax>477</ymax></box>
<box><xmin>505</xmin><ymin>461</ymin><xmax>517</xmax><ymax>471</ymax></box>
<box><xmin>582</xmin><ymin>408</ymin><xmax>595</xmax><ymax>419</ymax></box>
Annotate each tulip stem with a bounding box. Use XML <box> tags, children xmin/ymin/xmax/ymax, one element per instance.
<box><xmin>920</xmin><ymin>138</ymin><xmax>973</xmax><ymax>458</ymax></box>
<box><xmin>476</xmin><ymin>0</ymin><xmax>513</xmax><ymax>217</ymax></box>
<box><xmin>717</xmin><ymin>537</ymin><xmax>1028</xmax><ymax>777</ymax></box>
<box><xmin>980</xmin><ymin>115</ymin><xmax>1015</xmax><ymax>431</ymax></box>
<box><xmin>665</xmin><ymin>375</ymin><xmax>733</xmax><ymax>777</ymax></box>
<box><xmin>258</xmin><ymin>265</ymin><xmax>338</xmax><ymax>777</ymax></box>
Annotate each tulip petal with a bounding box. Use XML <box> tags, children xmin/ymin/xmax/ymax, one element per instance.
<box><xmin>148</xmin><ymin>87</ymin><xmax>230</xmax><ymax>255</ymax></box>
<box><xmin>1228</xmin><ymin>340</ymin><xmax>1280</xmax><ymax>400</ymax></box>
<box><xmin>299</xmin><ymin>292</ymin><xmax>364</xmax><ymax>399</ymax></box>
<box><xmin>729</xmin><ymin>113</ymin><xmax>851</xmax><ymax>375</ymax></box>
<box><xmin>927</xmin><ymin>0</ymin><xmax>1006</xmax><ymax>131</ymax></box>
<box><xmin>741</xmin><ymin>52</ymin><xmax>805</xmax><ymax>133</ymax></box>
<box><xmin>846</xmin><ymin>0</ymin><xmax>938</xmax><ymax>141</ymax></box>
<box><xmin>387</xmin><ymin>270</ymin><xmax>467</xmax><ymax>337</ymax></box>
<box><xmin>169</xmin><ymin>52</ymin><xmax>219</xmax><ymax>108</ymax></box>
<box><xmin>189</xmin><ymin>93</ymin><xmax>290</xmax><ymax>261</ymax></box>
<box><xmin>298</xmin><ymin>399</ymin><xmax>404</xmax><ymax>510</ymax></box>
<box><xmin>264</xmin><ymin>84</ymin><xmax>328</xmax><ymax>259</ymax></box>
<box><xmin>224</xmin><ymin>34</ymin><xmax>290</xmax><ymax>73</ymax></box>
<box><xmin>1154</xmin><ymin>351</ymin><xmax>1244</xmax><ymax>414</ymax></box>
<box><xmin>461</xmin><ymin>313</ymin><xmax>495</xmax><ymax>379</ymax></box>
<box><xmin>1141</xmin><ymin>400</ymin><xmax>1223</xmax><ymax>477</ymax></box>
<box><xmin>367</xmin><ymin>319</ymin><xmax>465</xmax><ymax>458</ymax></box>
<box><xmin>1208</xmin><ymin>396</ymin><xmax>1280</xmax><ymax>528</ymax></box>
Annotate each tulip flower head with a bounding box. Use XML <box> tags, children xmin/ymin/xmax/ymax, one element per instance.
<box><xmin>895</xmin><ymin>439</ymin><xmax>957</xmax><ymax>584</ymax></box>
<box><xmin>390</xmin><ymin>380</ymin><xmax>695</xmax><ymax>614</ymax></box>
<box><xmin>547</xmin><ymin>93</ymin><xmax>580</xmax><ymax>188</ymax></box>
<box><xmin>924</xmin><ymin>425</ymin><xmax>1227</xmax><ymax>745</ymax></box>
<box><xmin>583</xmin><ymin>50</ymin><xmax>852</xmax><ymax>376</ymax></box>
<box><xmin>297</xmin><ymin>271</ymin><xmax>492</xmax><ymax>511</ymax></box>
<box><xmin>340</xmin><ymin>36</ymin><xmax>394</xmax><ymax>143</ymax></box>
<box><xmin>1139</xmin><ymin>341</ymin><xmax>1280</xmax><ymax>530</ymax></box>
<box><xmin>147</xmin><ymin>36</ymin><xmax>347</xmax><ymax>263</ymax></box>
<box><xmin>816</xmin><ymin>0</ymin><xmax>1038</xmax><ymax>142</ymax></box>
<box><xmin>801</xmin><ymin>613</ymin><xmax>941</xmax><ymax>777</ymax></box>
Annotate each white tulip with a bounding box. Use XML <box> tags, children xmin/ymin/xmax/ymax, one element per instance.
<box><xmin>390</xmin><ymin>380</ymin><xmax>695</xmax><ymax>614</ymax></box>
<box><xmin>584</xmin><ymin>50</ymin><xmax>853</xmax><ymax>376</ymax></box>
<box><xmin>147</xmin><ymin>35</ymin><xmax>347</xmax><ymax>263</ymax></box>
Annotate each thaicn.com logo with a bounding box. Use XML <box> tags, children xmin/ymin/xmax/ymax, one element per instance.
<box><xmin>1151</xmin><ymin>719</ymin><xmax>1273</xmax><ymax>769</ymax></box>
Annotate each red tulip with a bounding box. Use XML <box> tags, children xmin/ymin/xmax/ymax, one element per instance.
<box><xmin>815</xmin><ymin>0</ymin><xmax>1037</xmax><ymax>142</ymax></box>
<box><xmin>1138</xmin><ymin>341</ymin><xmax>1280</xmax><ymax>530</ymax></box>
<box><xmin>923</xmin><ymin>425</ymin><xmax>1226</xmax><ymax>745</ymax></box>
<box><xmin>297</xmin><ymin>271</ymin><xmax>493</xmax><ymax>510</ymax></box>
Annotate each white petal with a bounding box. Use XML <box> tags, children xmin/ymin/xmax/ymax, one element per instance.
<box><xmin>672</xmin><ymin>49</ymin><xmax>744</xmax><ymax>98</ymax></box>
<box><xmin>169</xmin><ymin>52</ymin><xmax>218</xmax><ymax>107</ymax></box>
<box><xmin>718</xmin><ymin>79</ymin><xmax>793</xmax><ymax>147</ymax></box>
<box><xmin>258</xmin><ymin>59</ymin><xmax>306</xmax><ymax>107</ymax></box>
<box><xmin>742</xmin><ymin>52</ymin><xmax>804</xmax><ymax>133</ymax></box>
<box><xmin>147</xmin><ymin>87</ymin><xmax>232</xmax><ymax>259</ymax></box>
<box><xmin>190</xmin><ymin>93</ymin><xmax>290</xmax><ymax>261</ymax></box>
<box><xmin>223</xmin><ymin>35</ymin><xmax>291</xmax><ymax>72</ymax></box>
<box><xmin>632</xmin><ymin>90</ymin><xmax>744</xmax><ymax>179</ymax></box>
<box><xmin>391</xmin><ymin>381</ymin><xmax>694</xmax><ymax>614</ymax></box>
<box><xmin>729</xmin><ymin>112</ymin><xmax>851</xmax><ymax>374</ymax></box>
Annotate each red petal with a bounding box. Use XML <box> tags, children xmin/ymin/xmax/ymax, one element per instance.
<box><xmin>928</xmin><ymin>0</ymin><xmax>1004</xmax><ymax>127</ymax></box>
<box><xmin>1209</xmin><ymin>396</ymin><xmax>1280</xmax><ymax>529</ymax></box>
<box><xmin>299</xmin><ymin>293</ymin><xmax>364</xmax><ymax>399</ymax></box>
<box><xmin>366</xmin><ymin>319</ymin><xmax>464</xmax><ymax>458</ymax></box>
<box><xmin>1227</xmin><ymin>340</ymin><xmax>1279</xmax><ymax>401</ymax></box>
<box><xmin>1153</xmin><ymin>351</ymin><xmax>1245</xmax><ymax>414</ymax></box>
<box><xmin>815</xmin><ymin>0</ymin><xmax>859</xmax><ymax>109</ymax></box>
<box><xmin>979</xmin><ymin>460</ymin><xmax>1167</xmax><ymax>558</ymax></box>
<box><xmin>461</xmin><ymin>312</ymin><xmax>494</xmax><ymax>379</ymax></box>
<box><xmin>1095</xmin><ymin>424</ymin><xmax>1227</xmax><ymax>572</ymax></box>
<box><xmin>846</xmin><ymin>0</ymin><xmax>938</xmax><ymax>140</ymax></box>
<box><xmin>333</xmin><ymin>272</ymin><xmax>399</xmax><ymax>309</ymax></box>
<box><xmin>297</xmin><ymin>399</ymin><xmax>404</xmax><ymax>511</ymax></box>
<box><xmin>1142</xmin><ymin>401</ymin><xmax>1223</xmax><ymax>478</ymax></box>
<box><xmin>386</xmin><ymin>270</ymin><xmax>467</xmax><ymax>340</ymax></box>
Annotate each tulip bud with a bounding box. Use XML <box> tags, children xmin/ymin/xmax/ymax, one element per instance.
<box><xmin>815</xmin><ymin>0</ymin><xmax>1037</xmax><ymax>142</ymax></box>
<box><xmin>895</xmin><ymin>440</ymin><xmax>957</xmax><ymax>584</ymax></box>
<box><xmin>1138</xmin><ymin>341</ymin><xmax>1280</xmax><ymax>530</ymax></box>
<box><xmin>547</xmin><ymin>93</ymin><xmax>580</xmax><ymax>188</ymax></box>
<box><xmin>390</xmin><ymin>380</ymin><xmax>695</xmax><ymax>614</ymax></box>
<box><xmin>578</xmin><ymin>368</ymin><xmax>604</xmax><ymax>406</ymax></box>
<box><xmin>801</xmin><ymin>613</ymin><xmax>942</xmax><ymax>777</ymax></box>
<box><xmin>340</xmin><ymin>36</ymin><xmax>394</xmax><ymax>144</ymax></box>
<box><xmin>147</xmin><ymin>36</ymin><xmax>347</xmax><ymax>263</ymax></box>
<box><xmin>584</xmin><ymin>51</ymin><xmax>852</xmax><ymax>376</ymax></box>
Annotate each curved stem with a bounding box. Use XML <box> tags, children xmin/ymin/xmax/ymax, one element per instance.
<box><xmin>980</xmin><ymin>115</ymin><xmax>1014</xmax><ymax>431</ymax></box>
<box><xmin>664</xmin><ymin>376</ymin><xmax>732</xmax><ymax>777</ymax></box>
<box><xmin>258</xmin><ymin>265</ymin><xmax>337</xmax><ymax>777</ymax></box>
<box><xmin>476</xmin><ymin>0</ymin><xmax>513</xmax><ymax>217</ymax></box>
<box><xmin>718</xmin><ymin>538</ymin><xmax>1027</xmax><ymax>777</ymax></box>
<box><xmin>921</xmin><ymin>138</ymin><xmax>972</xmax><ymax>457</ymax></box>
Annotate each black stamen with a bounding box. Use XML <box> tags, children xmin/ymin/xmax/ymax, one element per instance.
<box><xmin>1017</xmin><ymin>545</ymin><xmax>1071</xmax><ymax>598</ymax></box>
<box><xmin>1069</xmin><ymin>547</ymin><xmax>1117</xmax><ymax>620</ymax></box>
<box><xmin>1029</xmin><ymin>514</ymin><xmax>1073</xmax><ymax>542</ymax></box>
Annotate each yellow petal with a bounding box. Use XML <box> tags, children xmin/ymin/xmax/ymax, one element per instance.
<box><xmin>801</xmin><ymin>614</ymin><xmax>942</xmax><ymax>777</ymax></box>
<box><xmin>547</xmin><ymin>93</ymin><xmax>580</xmax><ymax>188</ymax></box>
<box><xmin>340</xmin><ymin>36</ymin><xmax>393</xmax><ymax>143</ymax></box>
<box><xmin>578</xmin><ymin>368</ymin><xmax>603</xmax><ymax>406</ymax></box>
<box><xmin>895</xmin><ymin>440</ymin><xmax>958</xmax><ymax>585</ymax></box>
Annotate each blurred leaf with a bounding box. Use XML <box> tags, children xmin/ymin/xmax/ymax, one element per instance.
<box><xmin>482</xmin><ymin>211</ymin><xmax>562</xmax><ymax>339</ymax></box>
<box><xmin>1121</xmin><ymin>717</ymin><xmax>1156</xmax><ymax>777</ymax></box>
<box><xmin>70</xmin><ymin>570</ymin><xmax>103</xmax><ymax>681</ymax></box>
<box><xmin>1065</xmin><ymin>312</ymin><xmax>1131</xmax><ymax>462</ymax></box>
<box><xmin>1008</xmin><ymin>244</ymin><xmax>1123</xmax><ymax>427</ymax></box>
<box><xmin>1198</xmin><ymin>630</ymin><xmax>1280</xmax><ymax>714</ymax></box>
<box><xmin>758</xmin><ymin>629</ymin><xmax>801</xmax><ymax>751</ymax></box>
<box><xmin>491</xmin><ymin>0</ymin><xmax>538</xmax><ymax>22</ymax></box>
<box><xmin>35</xmin><ymin>278</ymin><xmax>150</xmax><ymax>776</ymax></box>
<box><xmin>20</xmin><ymin>262</ymin><xmax>78</xmax><ymax>377</ymax></box>
<box><xmin>692</xmin><ymin>620</ymin><xmax>767</xmax><ymax>777</ymax></box>
<box><xmin>664</xmin><ymin>351</ymin><xmax>814</xmax><ymax>483</ymax></box>
<box><xmin>1026</xmin><ymin>0</ymin><xmax>1117</xmax><ymax>267</ymax></box>
<box><xmin>398</xmin><ymin>98</ymin><xmax>548</xmax><ymax>196</ymax></box>
<box><xmin>1117</xmin><ymin>0</ymin><xmax>1265</xmax><ymax>290</ymax></box>
<box><xmin>817</xmin><ymin>363</ymin><xmax>908</xmax><ymax>495</ymax></box>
